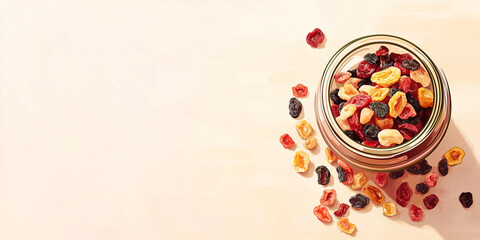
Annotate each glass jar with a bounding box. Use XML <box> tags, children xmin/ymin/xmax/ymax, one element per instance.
<box><xmin>314</xmin><ymin>34</ymin><xmax>451</xmax><ymax>171</ymax></box>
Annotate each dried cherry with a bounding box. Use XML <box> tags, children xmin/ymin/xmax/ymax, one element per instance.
<box><xmin>394</xmin><ymin>62</ymin><xmax>410</xmax><ymax>75</ymax></box>
<box><xmin>375</xmin><ymin>46</ymin><xmax>389</xmax><ymax>56</ymax></box>
<box><xmin>320</xmin><ymin>189</ymin><xmax>337</xmax><ymax>206</ymax></box>
<box><xmin>345</xmin><ymin>94</ymin><xmax>372</xmax><ymax>109</ymax></box>
<box><xmin>316</xmin><ymin>165</ymin><xmax>331</xmax><ymax>185</ymax></box>
<box><xmin>425</xmin><ymin>172</ymin><xmax>437</xmax><ymax>187</ymax></box>
<box><xmin>334</xmin><ymin>72</ymin><xmax>352</xmax><ymax>84</ymax></box>
<box><xmin>337</xmin><ymin>166</ymin><xmax>347</xmax><ymax>183</ymax></box>
<box><xmin>337</xmin><ymin>159</ymin><xmax>354</xmax><ymax>185</ymax></box>
<box><xmin>375</xmin><ymin>172</ymin><xmax>387</xmax><ymax>188</ymax></box>
<box><xmin>396</xmin><ymin>182</ymin><xmax>413</xmax><ymax>207</ymax></box>
<box><xmin>334</xmin><ymin>203</ymin><xmax>350</xmax><ymax>217</ymax></box>
<box><xmin>331</xmin><ymin>104</ymin><xmax>340</xmax><ymax>118</ymax></box>
<box><xmin>306</xmin><ymin>28</ymin><xmax>325</xmax><ymax>48</ymax></box>
<box><xmin>363</xmin><ymin>140</ymin><xmax>379</xmax><ymax>147</ymax></box>
<box><xmin>423</xmin><ymin>194</ymin><xmax>439</xmax><ymax>210</ymax></box>
<box><xmin>279</xmin><ymin>134</ymin><xmax>295</xmax><ymax>149</ymax></box>
<box><xmin>356</xmin><ymin>60</ymin><xmax>377</xmax><ymax>78</ymax></box>
<box><xmin>390</xmin><ymin>52</ymin><xmax>413</xmax><ymax>63</ymax></box>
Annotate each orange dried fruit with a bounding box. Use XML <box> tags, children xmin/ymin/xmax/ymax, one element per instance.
<box><xmin>374</xmin><ymin>115</ymin><xmax>394</xmax><ymax>130</ymax></box>
<box><xmin>351</xmin><ymin>172</ymin><xmax>367</xmax><ymax>190</ymax></box>
<box><xmin>444</xmin><ymin>147</ymin><xmax>465</xmax><ymax>166</ymax></box>
<box><xmin>369</xmin><ymin>87</ymin><xmax>390</xmax><ymax>102</ymax></box>
<box><xmin>304</xmin><ymin>136</ymin><xmax>317</xmax><ymax>150</ymax></box>
<box><xmin>378</xmin><ymin>129</ymin><xmax>404</xmax><ymax>146</ymax></box>
<box><xmin>383</xmin><ymin>202</ymin><xmax>397</xmax><ymax>216</ymax></box>
<box><xmin>336</xmin><ymin>116</ymin><xmax>352</xmax><ymax>131</ymax></box>
<box><xmin>410</xmin><ymin>66</ymin><xmax>431</xmax><ymax>87</ymax></box>
<box><xmin>363</xmin><ymin>185</ymin><xmax>385</xmax><ymax>204</ymax></box>
<box><xmin>325</xmin><ymin>147</ymin><xmax>338</xmax><ymax>164</ymax></box>
<box><xmin>293</xmin><ymin>151</ymin><xmax>310</xmax><ymax>172</ymax></box>
<box><xmin>371</xmin><ymin>67</ymin><xmax>401</xmax><ymax>87</ymax></box>
<box><xmin>296</xmin><ymin>120</ymin><xmax>313</xmax><ymax>139</ymax></box>
<box><xmin>338</xmin><ymin>104</ymin><xmax>357</xmax><ymax>120</ymax></box>
<box><xmin>338</xmin><ymin>83</ymin><xmax>359</xmax><ymax>101</ymax></box>
<box><xmin>388</xmin><ymin>91</ymin><xmax>407</xmax><ymax>118</ymax></box>
<box><xmin>337</xmin><ymin>217</ymin><xmax>356</xmax><ymax>234</ymax></box>
<box><xmin>360</xmin><ymin>108</ymin><xmax>374</xmax><ymax>124</ymax></box>
<box><xmin>418</xmin><ymin>87</ymin><xmax>433</xmax><ymax>108</ymax></box>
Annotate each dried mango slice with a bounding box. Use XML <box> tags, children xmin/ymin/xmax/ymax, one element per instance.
<box><xmin>418</xmin><ymin>87</ymin><xmax>433</xmax><ymax>108</ymax></box>
<box><xmin>293</xmin><ymin>151</ymin><xmax>310</xmax><ymax>172</ymax></box>
<box><xmin>444</xmin><ymin>147</ymin><xmax>465</xmax><ymax>166</ymax></box>
<box><xmin>388</xmin><ymin>91</ymin><xmax>407</xmax><ymax>118</ymax></box>
<box><xmin>371</xmin><ymin>67</ymin><xmax>401</xmax><ymax>87</ymax></box>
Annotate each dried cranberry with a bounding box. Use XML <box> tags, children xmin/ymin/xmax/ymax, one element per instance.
<box><xmin>356</xmin><ymin>60</ymin><xmax>377</xmax><ymax>78</ymax></box>
<box><xmin>334</xmin><ymin>72</ymin><xmax>352</xmax><ymax>84</ymax></box>
<box><xmin>394</xmin><ymin>62</ymin><xmax>410</xmax><ymax>75</ymax></box>
<box><xmin>425</xmin><ymin>172</ymin><xmax>437</xmax><ymax>187</ymax></box>
<box><xmin>375</xmin><ymin>46</ymin><xmax>389</xmax><ymax>56</ymax></box>
<box><xmin>409</xmin><ymin>205</ymin><xmax>423</xmax><ymax>222</ymax></box>
<box><xmin>396</xmin><ymin>182</ymin><xmax>413</xmax><ymax>207</ymax></box>
<box><xmin>306</xmin><ymin>28</ymin><xmax>325</xmax><ymax>48</ymax></box>
<box><xmin>279</xmin><ymin>134</ymin><xmax>295</xmax><ymax>149</ymax></box>
<box><xmin>334</xmin><ymin>203</ymin><xmax>350</xmax><ymax>217</ymax></box>
<box><xmin>423</xmin><ymin>194</ymin><xmax>439</xmax><ymax>209</ymax></box>
<box><xmin>348</xmin><ymin>110</ymin><xmax>365</xmax><ymax>141</ymax></box>
<box><xmin>398</xmin><ymin>123</ymin><xmax>420</xmax><ymax>135</ymax></box>
<box><xmin>332</xmin><ymin>104</ymin><xmax>340</xmax><ymax>118</ymax></box>
<box><xmin>313</xmin><ymin>204</ymin><xmax>332</xmax><ymax>223</ymax></box>
<box><xmin>292</xmin><ymin>84</ymin><xmax>308</xmax><ymax>97</ymax></box>
<box><xmin>390</xmin><ymin>52</ymin><xmax>413</xmax><ymax>63</ymax></box>
<box><xmin>320</xmin><ymin>189</ymin><xmax>337</xmax><ymax>206</ymax></box>
<box><xmin>389</xmin><ymin>169</ymin><xmax>405</xmax><ymax>179</ymax></box>
<box><xmin>338</xmin><ymin>159</ymin><xmax>353</xmax><ymax>185</ymax></box>
<box><xmin>363</xmin><ymin>140</ymin><xmax>379</xmax><ymax>148</ymax></box>
<box><xmin>345</xmin><ymin>94</ymin><xmax>372</xmax><ymax>109</ymax></box>
<box><xmin>399</xmin><ymin>76</ymin><xmax>412</xmax><ymax>93</ymax></box>
<box><xmin>375</xmin><ymin>172</ymin><xmax>387</xmax><ymax>188</ymax></box>
<box><xmin>398</xmin><ymin>129</ymin><xmax>413</xmax><ymax>141</ymax></box>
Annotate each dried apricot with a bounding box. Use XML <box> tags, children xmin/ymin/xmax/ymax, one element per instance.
<box><xmin>320</xmin><ymin>189</ymin><xmax>337</xmax><ymax>206</ymax></box>
<box><xmin>351</xmin><ymin>172</ymin><xmax>367</xmax><ymax>190</ymax></box>
<box><xmin>296</xmin><ymin>120</ymin><xmax>313</xmax><ymax>139</ymax></box>
<box><xmin>369</xmin><ymin>87</ymin><xmax>390</xmax><ymax>102</ymax></box>
<box><xmin>371</xmin><ymin>67</ymin><xmax>401</xmax><ymax>88</ymax></box>
<box><xmin>334</xmin><ymin>72</ymin><xmax>352</xmax><ymax>84</ymax></box>
<box><xmin>410</xmin><ymin>66</ymin><xmax>431</xmax><ymax>87</ymax></box>
<box><xmin>313</xmin><ymin>204</ymin><xmax>332</xmax><ymax>223</ymax></box>
<box><xmin>418</xmin><ymin>87</ymin><xmax>433</xmax><ymax>108</ymax></box>
<box><xmin>388</xmin><ymin>91</ymin><xmax>407</xmax><ymax>118</ymax></box>
<box><xmin>338</xmin><ymin>84</ymin><xmax>359</xmax><ymax>101</ymax></box>
<box><xmin>337</xmin><ymin>217</ymin><xmax>356</xmax><ymax>234</ymax></box>
<box><xmin>378</xmin><ymin>129</ymin><xmax>404</xmax><ymax>147</ymax></box>
<box><xmin>363</xmin><ymin>185</ymin><xmax>385</xmax><ymax>204</ymax></box>
<box><xmin>293</xmin><ymin>151</ymin><xmax>310</xmax><ymax>172</ymax></box>
<box><xmin>338</xmin><ymin>104</ymin><xmax>357</xmax><ymax>120</ymax></box>
<box><xmin>358</xmin><ymin>85</ymin><xmax>375</xmax><ymax>95</ymax></box>
<box><xmin>360</xmin><ymin>108</ymin><xmax>374</xmax><ymax>124</ymax></box>
<box><xmin>325</xmin><ymin>147</ymin><xmax>338</xmax><ymax>164</ymax></box>
<box><xmin>444</xmin><ymin>146</ymin><xmax>465</xmax><ymax>166</ymax></box>
<box><xmin>304</xmin><ymin>136</ymin><xmax>317</xmax><ymax>150</ymax></box>
<box><xmin>382</xmin><ymin>202</ymin><xmax>397</xmax><ymax>216</ymax></box>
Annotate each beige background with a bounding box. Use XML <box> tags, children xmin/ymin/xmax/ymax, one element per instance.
<box><xmin>0</xmin><ymin>0</ymin><xmax>480</xmax><ymax>239</ymax></box>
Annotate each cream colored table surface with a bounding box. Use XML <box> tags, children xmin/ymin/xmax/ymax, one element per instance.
<box><xmin>1</xmin><ymin>1</ymin><xmax>480</xmax><ymax>239</ymax></box>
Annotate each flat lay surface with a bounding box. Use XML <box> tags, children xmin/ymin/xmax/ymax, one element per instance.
<box><xmin>0</xmin><ymin>0</ymin><xmax>479</xmax><ymax>239</ymax></box>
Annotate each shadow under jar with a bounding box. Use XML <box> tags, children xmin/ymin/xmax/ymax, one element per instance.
<box><xmin>315</xmin><ymin>35</ymin><xmax>451</xmax><ymax>171</ymax></box>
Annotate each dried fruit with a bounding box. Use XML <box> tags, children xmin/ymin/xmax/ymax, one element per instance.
<box><xmin>363</xmin><ymin>139</ymin><xmax>379</xmax><ymax>147</ymax></box>
<box><xmin>351</xmin><ymin>172</ymin><xmax>367</xmax><ymax>190</ymax></box>
<box><xmin>337</xmin><ymin>166</ymin><xmax>347</xmax><ymax>183</ymax></box>
<box><xmin>359</xmin><ymin>85</ymin><xmax>375</xmax><ymax>95</ymax></box>
<box><xmin>375</xmin><ymin>46</ymin><xmax>389</xmax><ymax>56</ymax></box>
<box><xmin>390</xmin><ymin>52</ymin><xmax>413</xmax><ymax>63</ymax></box>
<box><xmin>337</xmin><ymin>159</ymin><xmax>354</xmax><ymax>185</ymax></box>
<box><xmin>396</xmin><ymin>182</ymin><xmax>413</xmax><ymax>207</ymax></box>
<box><xmin>347</xmin><ymin>110</ymin><xmax>365</xmax><ymax>140</ymax></box>
<box><xmin>330</xmin><ymin>89</ymin><xmax>346</xmax><ymax>105</ymax></box>
<box><xmin>409</xmin><ymin>205</ymin><xmax>423</xmax><ymax>222</ymax></box>
<box><xmin>388</xmin><ymin>88</ymin><xmax>403</xmax><ymax>98</ymax></box>
<box><xmin>344</xmin><ymin>130</ymin><xmax>361</xmax><ymax>142</ymax></box>
<box><xmin>399</xmin><ymin>76</ymin><xmax>412</xmax><ymax>93</ymax></box>
<box><xmin>388</xmin><ymin>91</ymin><xmax>407</xmax><ymax>118</ymax></box>
<box><xmin>345</xmin><ymin>94</ymin><xmax>372</xmax><ymax>109</ymax></box>
<box><xmin>399</xmin><ymin>103</ymin><xmax>417</xmax><ymax>120</ymax></box>
<box><xmin>419</xmin><ymin>160</ymin><xmax>432</xmax><ymax>175</ymax></box>
<box><xmin>325</xmin><ymin>147</ymin><xmax>338</xmax><ymax>164</ymax></box>
<box><xmin>425</xmin><ymin>172</ymin><xmax>437</xmax><ymax>187</ymax></box>
<box><xmin>389</xmin><ymin>169</ymin><xmax>405</xmax><ymax>179</ymax></box>
<box><xmin>378</xmin><ymin>129</ymin><xmax>404</xmax><ymax>146</ymax></box>
<box><xmin>357</xmin><ymin>78</ymin><xmax>372</xmax><ymax>88</ymax></box>
<box><xmin>304</xmin><ymin>136</ymin><xmax>317</xmax><ymax>150</ymax></box>
<box><xmin>406</xmin><ymin>93</ymin><xmax>421</xmax><ymax>112</ymax></box>
<box><xmin>381</xmin><ymin>59</ymin><xmax>395</xmax><ymax>69</ymax></box>
<box><xmin>337</xmin><ymin>217</ymin><xmax>356</xmax><ymax>234</ymax></box>
<box><xmin>364</xmin><ymin>53</ymin><xmax>380</xmax><ymax>65</ymax></box>
<box><xmin>459</xmin><ymin>192</ymin><xmax>473</xmax><ymax>208</ymax></box>
<box><xmin>363</xmin><ymin>185</ymin><xmax>385</xmax><ymax>204</ymax></box>
<box><xmin>306</xmin><ymin>28</ymin><xmax>325</xmax><ymax>48</ymax></box>
<box><xmin>336</xmin><ymin>117</ymin><xmax>352</xmax><ymax>131</ymax></box>
<box><xmin>416</xmin><ymin>183</ymin><xmax>429</xmax><ymax>194</ymax></box>
<box><xmin>339</xmin><ymin>102</ymin><xmax>346</xmax><ymax>112</ymax></box>
<box><xmin>349</xmin><ymin>193</ymin><xmax>370</xmax><ymax>209</ymax></box>
<box><xmin>279</xmin><ymin>133</ymin><xmax>295</xmax><ymax>149</ymax></box>
<box><xmin>418</xmin><ymin>87</ymin><xmax>433</xmax><ymax>108</ymax></box>
<box><xmin>292</xmin><ymin>84</ymin><xmax>308</xmax><ymax>98</ymax></box>
<box><xmin>398</xmin><ymin>123</ymin><xmax>421</xmax><ymax>135</ymax></box>
<box><xmin>320</xmin><ymin>189</ymin><xmax>337</xmax><ymax>206</ymax></box>
<box><xmin>423</xmin><ymin>194</ymin><xmax>439</xmax><ymax>210</ymax></box>
<box><xmin>406</xmin><ymin>165</ymin><xmax>420</xmax><ymax>175</ymax></box>
<box><xmin>338</xmin><ymin>84</ymin><xmax>360</xmax><ymax>101</ymax></box>
<box><xmin>374</xmin><ymin>115</ymin><xmax>394</xmax><ymax>130</ymax></box>
<box><xmin>360</xmin><ymin>107</ymin><xmax>375</xmax><ymax>124</ymax></box>
<box><xmin>356</xmin><ymin>60</ymin><xmax>377</xmax><ymax>78</ymax></box>
<box><xmin>399</xmin><ymin>129</ymin><xmax>413</xmax><ymax>141</ymax></box>
<box><xmin>444</xmin><ymin>147</ymin><xmax>465</xmax><ymax>166</ymax></box>
<box><xmin>316</xmin><ymin>165</ymin><xmax>331</xmax><ymax>185</ymax></box>
<box><xmin>313</xmin><ymin>204</ymin><xmax>332</xmax><ymax>223</ymax></box>
<box><xmin>334</xmin><ymin>72</ymin><xmax>352</xmax><ymax>84</ymax></box>
<box><xmin>438</xmin><ymin>158</ymin><xmax>449</xmax><ymax>176</ymax></box>
<box><xmin>363</xmin><ymin>124</ymin><xmax>381</xmax><ymax>141</ymax></box>
<box><xmin>289</xmin><ymin>98</ymin><xmax>302</xmax><ymax>118</ymax></box>
<box><xmin>402</xmin><ymin>59</ymin><xmax>421</xmax><ymax>71</ymax></box>
<box><xmin>296</xmin><ymin>120</ymin><xmax>313</xmax><ymax>139</ymax></box>
<box><xmin>293</xmin><ymin>151</ymin><xmax>310</xmax><ymax>172</ymax></box>
<box><xmin>334</xmin><ymin>203</ymin><xmax>350</xmax><ymax>217</ymax></box>
<box><xmin>370</xmin><ymin>87</ymin><xmax>390</xmax><ymax>102</ymax></box>
<box><xmin>375</xmin><ymin>172</ymin><xmax>388</xmax><ymax>188</ymax></box>
<box><xmin>371</xmin><ymin>67</ymin><xmax>401</xmax><ymax>88</ymax></box>
<box><xmin>370</xmin><ymin>102</ymin><xmax>389</xmax><ymax>118</ymax></box>
<box><xmin>410</xmin><ymin>66</ymin><xmax>431</xmax><ymax>87</ymax></box>
<box><xmin>338</xmin><ymin>104</ymin><xmax>357</xmax><ymax>120</ymax></box>
<box><xmin>345</xmin><ymin>77</ymin><xmax>362</xmax><ymax>89</ymax></box>
<box><xmin>383</xmin><ymin>202</ymin><xmax>397</xmax><ymax>216</ymax></box>
<box><xmin>331</xmin><ymin>104</ymin><xmax>340</xmax><ymax>118</ymax></box>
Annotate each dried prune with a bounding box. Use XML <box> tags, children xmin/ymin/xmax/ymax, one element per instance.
<box><xmin>375</xmin><ymin>46</ymin><xmax>389</xmax><ymax>56</ymax></box>
<box><xmin>334</xmin><ymin>203</ymin><xmax>350</xmax><ymax>217</ymax></box>
<box><xmin>423</xmin><ymin>194</ymin><xmax>439</xmax><ymax>210</ymax></box>
<box><xmin>320</xmin><ymin>189</ymin><xmax>337</xmax><ymax>206</ymax></box>
<box><xmin>316</xmin><ymin>165</ymin><xmax>331</xmax><ymax>185</ymax></box>
<box><xmin>375</xmin><ymin>172</ymin><xmax>387</xmax><ymax>188</ymax></box>
<box><xmin>409</xmin><ymin>205</ymin><xmax>423</xmax><ymax>222</ymax></box>
<box><xmin>344</xmin><ymin>130</ymin><xmax>361</xmax><ymax>142</ymax></box>
<box><xmin>304</xmin><ymin>136</ymin><xmax>317</xmax><ymax>150</ymax></box>
<box><xmin>394</xmin><ymin>62</ymin><xmax>410</xmax><ymax>75</ymax></box>
<box><xmin>419</xmin><ymin>160</ymin><xmax>432</xmax><ymax>175</ymax></box>
<box><xmin>370</xmin><ymin>102</ymin><xmax>389</xmax><ymax>118</ymax></box>
<box><xmin>425</xmin><ymin>172</ymin><xmax>437</xmax><ymax>187</ymax></box>
<box><xmin>337</xmin><ymin>217</ymin><xmax>356</xmax><ymax>235</ymax></box>
<box><xmin>279</xmin><ymin>134</ymin><xmax>295</xmax><ymax>149</ymax></box>
<box><xmin>289</xmin><ymin>98</ymin><xmax>302</xmax><ymax>118</ymax></box>
<box><xmin>459</xmin><ymin>192</ymin><xmax>473</xmax><ymax>208</ymax></box>
<box><xmin>416</xmin><ymin>183</ymin><xmax>429</xmax><ymax>194</ymax></box>
<box><xmin>389</xmin><ymin>169</ymin><xmax>405</xmax><ymax>179</ymax></box>
<box><xmin>381</xmin><ymin>59</ymin><xmax>395</xmax><ymax>69</ymax></box>
<box><xmin>402</xmin><ymin>59</ymin><xmax>420</xmax><ymax>71</ymax></box>
<box><xmin>293</xmin><ymin>151</ymin><xmax>310</xmax><ymax>172</ymax></box>
<box><xmin>438</xmin><ymin>158</ymin><xmax>449</xmax><ymax>176</ymax></box>
<box><xmin>363</xmin><ymin>185</ymin><xmax>385</xmax><ymax>205</ymax></box>
<box><xmin>356</xmin><ymin>60</ymin><xmax>377</xmax><ymax>79</ymax></box>
<box><xmin>357</xmin><ymin>78</ymin><xmax>372</xmax><ymax>88</ymax></box>
<box><xmin>396</xmin><ymin>182</ymin><xmax>413</xmax><ymax>207</ymax></box>
<box><xmin>445</xmin><ymin>147</ymin><xmax>465</xmax><ymax>166</ymax></box>
<box><xmin>389</xmin><ymin>88</ymin><xmax>403</xmax><ymax>98</ymax></box>
<box><xmin>349</xmin><ymin>193</ymin><xmax>370</xmax><ymax>209</ymax></box>
<box><xmin>363</xmin><ymin>124</ymin><xmax>381</xmax><ymax>141</ymax></box>
<box><xmin>292</xmin><ymin>84</ymin><xmax>308</xmax><ymax>98</ymax></box>
<box><xmin>296</xmin><ymin>120</ymin><xmax>313</xmax><ymax>139</ymax></box>
<box><xmin>337</xmin><ymin>166</ymin><xmax>347</xmax><ymax>183</ymax></box>
<box><xmin>406</xmin><ymin>165</ymin><xmax>420</xmax><ymax>175</ymax></box>
<box><xmin>383</xmin><ymin>202</ymin><xmax>397</xmax><ymax>216</ymax></box>
<box><xmin>334</xmin><ymin>72</ymin><xmax>352</xmax><ymax>84</ymax></box>
<box><xmin>352</xmin><ymin>172</ymin><xmax>367</xmax><ymax>190</ymax></box>
<box><xmin>313</xmin><ymin>204</ymin><xmax>332</xmax><ymax>223</ymax></box>
<box><xmin>364</xmin><ymin>53</ymin><xmax>380</xmax><ymax>65</ymax></box>
<box><xmin>306</xmin><ymin>28</ymin><xmax>325</xmax><ymax>48</ymax></box>
<box><xmin>330</xmin><ymin>89</ymin><xmax>346</xmax><ymax>105</ymax></box>
<box><xmin>345</xmin><ymin>94</ymin><xmax>372</xmax><ymax>109</ymax></box>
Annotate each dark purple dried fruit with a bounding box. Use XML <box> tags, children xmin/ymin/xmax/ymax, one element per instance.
<box><xmin>344</xmin><ymin>130</ymin><xmax>361</xmax><ymax>142</ymax></box>
<box><xmin>336</xmin><ymin>166</ymin><xmax>347</xmax><ymax>183</ymax></box>
<box><xmin>357</xmin><ymin>78</ymin><xmax>372</xmax><ymax>88</ymax></box>
<box><xmin>370</xmin><ymin>102</ymin><xmax>389</xmax><ymax>118</ymax></box>
<box><xmin>316</xmin><ymin>165</ymin><xmax>331</xmax><ymax>185</ymax></box>
<box><xmin>389</xmin><ymin>88</ymin><xmax>403</xmax><ymax>98</ymax></box>
<box><xmin>402</xmin><ymin>59</ymin><xmax>421</xmax><ymax>71</ymax></box>
<box><xmin>339</xmin><ymin>102</ymin><xmax>346</xmax><ymax>112</ymax></box>
<box><xmin>363</xmin><ymin>124</ymin><xmax>381</xmax><ymax>141</ymax></box>
<box><xmin>406</xmin><ymin>164</ymin><xmax>420</xmax><ymax>175</ymax></box>
<box><xmin>289</xmin><ymin>98</ymin><xmax>302</xmax><ymax>118</ymax></box>
<box><xmin>407</xmin><ymin>93</ymin><xmax>422</xmax><ymax>112</ymax></box>
<box><xmin>364</xmin><ymin>53</ymin><xmax>380</xmax><ymax>65</ymax></box>
<box><xmin>330</xmin><ymin>89</ymin><xmax>346</xmax><ymax>105</ymax></box>
<box><xmin>348</xmin><ymin>68</ymin><xmax>357</xmax><ymax>78</ymax></box>
<box><xmin>423</xmin><ymin>194</ymin><xmax>439</xmax><ymax>209</ymax></box>
<box><xmin>419</xmin><ymin>159</ymin><xmax>432</xmax><ymax>175</ymax></box>
<box><xmin>459</xmin><ymin>192</ymin><xmax>473</xmax><ymax>208</ymax></box>
<box><xmin>438</xmin><ymin>158</ymin><xmax>449</xmax><ymax>176</ymax></box>
<box><xmin>349</xmin><ymin>193</ymin><xmax>370</xmax><ymax>209</ymax></box>
<box><xmin>397</xmin><ymin>115</ymin><xmax>420</xmax><ymax>126</ymax></box>
<box><xmin>389</xmin><ymin>169</ymin><xmax>405</xmax><ymax>179</ymax></box>
<box><xmin>416</xmin><ymin>183</ymin><xmax>429</xmax><ymax>194</ymax></box>
<box><xmin>381</xmin><ymin>59</ymin><xmax>395</xmax><ymax>69</ymax></box>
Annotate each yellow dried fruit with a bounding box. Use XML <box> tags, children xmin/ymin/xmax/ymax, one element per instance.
<box><xmin>338</xmin><ymin>83</ymin><xmax>359</xmax><ymax>101</ymax></box>
<box><xmin>296</xmin><ymin>120</ymin><xmax>313</xmax><ymax>139</ymax></box>
<box><xmin>360</xmin><ymin>108</ymin><xmax>374</xmax><ymax>124</ymax></box>
<box><xmin>336</xmin><ymin>116</ymin><xmax>352</xmax><ymax>131</ymax></box>
<box><xmin>338</xmin><ymin>104</ymin><xmax>357</xmax><ymax>120</ymax></box>
<box><xmin>418</xmin><ymin>87</ymin><xmax>433</xmax><ymax>108</ymax></box>
<box><xmin>383</xmin><ymin>202</ymin><xmax>397</xmax><ymax>216</ymax></box>
<box><xmin>388</xmin><ymin>91</ymin><xmax>407</xmax><ymax>118</ymax></box>
<box><xmin>378</xmin><ymin>129</ymin><xmax>404</xmax><ymax>146</ymax></box>
<box><xmin>369</xmin><ymin>87</ymin><xmax>390</xmax><ymax>102</ymax></box>
<box><xmin>325</xmin><ymin>147</ymin><xmax>338</xmax><ymax>164</ymax></box>
<box><xmin>293</xmin><ymin>151</ymin><xmax>310</xmax><ymax>172</ymax></box>
<box><xmin>358</xmin><ymin>85</ymin><xmax>375</xmax><ymax>95</ymax></box>
<box><xmin>344</xmin><ymin>77</ymin><xmax>362</xmax><ymax>89</ymax></box>
<box><xmin>304</xmin><ymin>136</ymin><xmax>317</xmax><ymax>150</ymax></box>
<box><xmin>351</xmin><ymin>172</ymin><xmax>367</xmax><ymax>190</ymax></box>
<box><xmin>371</xmin><ymin>67</ymin><xmax>401</xmax><ymax>87</ymax></box>
<box><xmin>410</xmin><ymin>66</ymin><xmax>431</xmax><ymax>87</ymax></box>
<box><xmin>444</xmin><ymin>146</ymin><xmax>465</xmax><ymax>166</ymax></box>
<box><xmin>337</xmin><ymin>217</ymin><xmax>356</xmax><ymax>235</ymax></box>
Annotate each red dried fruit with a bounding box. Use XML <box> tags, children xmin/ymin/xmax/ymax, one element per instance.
<box><xmin>356</xmin><ymin>60</ymin><xmax>377</xmax><ymax>78</ymax></box>
<box><xmin>399</xmin><ymin>103</ymin><xmax>417</xmax><ymax>120</ymax></box>
<box><xmin>345</xmin><ymin>94</ymin><xmax>372</xmax><ymax>109</ymax></box>
<box><xmin>375</xmin><ymin>46</ymin><xmax>389</xmax><ymax>56</ymax></box>
<box><xmin>399</xmin><ymin>76</ymin><xmax>412</xmax><ymax>93</ymax></box>
<box><xmin>313</xmin><ymin>204</ymin><xmax>332</xmax><ymax>223</ymax></box>
<box><xmin>332</xmin><ymin>105</ymin><xmax>340</xmax><ymax>118</ymax></box>
<box><xmin>279</xmin><ymin>134</ymin><xmax>295</xmax><ymax>149</ymax></box>
<box><xmin>396</xmin><ymin>182</ymin><xmax>413</xmax><ymax>207</ymax></box>
<box><xmin>423</xmin><ymin>194</ymin><xmax>439</xmax><ymax>210</ymax></box>
<box><xmin>337</xmin><ymin>159</ymin><xmax>353</xmax><ymax>185</ymax></box>
<box><xmin>292</xmin><ymin>84</ymin><xmax>308</xmax><ymax>97</ymax></box>
<box><xmin>334</xmin><ymin>203</ymin><xmax>350</xmax><ymax>217</ymax></box>
<box><xmin>334</xmin><ymin>72</ymin><xmax>352</xmax><ymax>84</ymax></box>
<box><xmin>409</xmin><ymin>205</ymin><xmax>423</xmax><ymax>222</ymax></box>
<box><xmin>363</xmin><ymin>140</ymin><xmax>379</xmax><ymax>147</ymax></box>
<box><xmin>375</xmin><ymin>172</ymin><xmax>387</xmax><ymax>188</ymax></box>
<box><xmin>425</xmin><ymin>172</ymin><xmax>437</xmax><ymax>187</ymax></box>
<box><xmin>394</xmin><ymin>62</ymin><xmax>410</xmax><ymax>75</ymax></box>
<box><xmin>398</xmin><ymin>123</ymin><xmax>420</xmax><ymax>135</ymax></box>
<box><xmin>306</xmin><ymin>28</ymin><xmax>325</xmax><ymax>48</ymax></box>
<box><xmin>320</xmin><ymin>189</ymin><xmax>337</xmax><ymax>206</ymax></box>
<box><xmin>348</xmin><ymin>110</ymin><xmax>365</xmax><ymax>141</ymax></box>
<box><xmin>398</xmin><ymin>129</ymin><xmax>413</xmax><ymax>141</ymax></box>
<box><xmin>390</xmin><ymin>52</ymin><xmax>413</xmax><ymax>63</ymax></box>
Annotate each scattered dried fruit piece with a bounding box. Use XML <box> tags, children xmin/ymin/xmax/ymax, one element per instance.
<box><xmin>375</xmin><ymin>172</ymin><xmax>388</xmax><ymax>188</ymax></box>
<box><xmin>337</xmin><ymin>217</ymin><xmax>356</xmax><ymax>234</ymax></box>
<box><xmin>304</xmin><ymin>136</ymin><xmax>317</xmax><ymax>150</ymax></box>
<box><xmin>383</xmin><ymin>202</ymin><xmax>397</xmax><ymax>216</ymax></box>
<box><xmin>313</xmin><ymin>204</ymin><xmax>332</xmax><ymax>223</ymax></box>
<box><xmin>352</xmin><ymin>172</ymin><xmax>367</xmax><ymax>190</ymax></box>
<box><xmin>409</xmin><ymin>205</ymin><xmax>423</xmax><ymax>222</ymax></box>
<box><xmin>389</xmin><ymin>169</ymin><xmax>405</xmax><ymax>179</ymax></box>
<box><xmin>388</xmin><ymin>91</ymin><xmax>407</xmax><ymax>118</ymax></box>
<box><xmin>406</xmin><ymin>164</ymin><xmax>420</xmax><ymax>175</ymax></box>
<box><xmin>320</xmin><ymin>189</ymin><xmax>337</xmax><ymax>206</ymax></box>
<box><xmin>363</xmin><ymin>185</ymin><xmax>385</xmax><ymax>204</ymax></box>
<box><xmin>289</xmin><ymin>98</ymin><xmax>302</xmax><ymax>118</ymax></box>
<box><xmin>292</xmin><ymin>84</ymin><xmax>308</xmax><ymax>97</ymax></box>
<box><xmin>410</xmin><ymin>66</ymin><xmax>431</xmax><ymax>87</ymax></box>
<box><xmin>416</xmin><ymin>183</ymin><xmax>429</xmax><ymax>194</ymax></box>
<box><xmin>378</xmin><ymin>129</ymin><xmax>404</xmax><ymax>146</ymax></box>
<box><xmin>334</xmin><ymin>72</ymin><xmax>352</xmax><ymax>84</ymax></box>
<box><xmin>349</xmin><ymin>193</ymin><xmax>370</xmax><ymax>209</ymax></box>
<box><xmin>296</xmin><ymin>120</ymin><xmax>313</xmax><ymax>140</ymax></box>
<box><xmin>438</xmin><ymin>158</ymin><xmax>449</xmax><ymax>176</ymax></box>
<box><xmin>293</xmin><ymin>151</ymin><xmax>310</xmax><ymax>173</ymax></box>
<box><xmin>371</xmin><ymin>67</ymin><xmax>401</xmax><ymax>87</ymax></box>
<box><xmin>334</xmin><ymin>203</ymin><xmax>350</xmax><ymax>217</ymax></box>
<box><xmin>316</xmin><ymin>165</ymin><xmax>331</xmax><ymax>185</ymax></box>
<box><xmin>423</xmin><ymin>194</ymin><xmax>439</xmax><ymax>210</ymax></box>
<box><xmin>337</xmin><ymin>159</ymin><xmax>354</xmax><ymax>185</ymax></box>
<box><xmin>425</xmin><ymin>172</ymin><xmax>437</xmax><ymax>187</ymax></box>
<box><xmin>306</xmin><ymin>28</ymin><xmax>325</xmax><ymax>48</ymax></box>
<box><xmin>279</xmin><ymin>134</ymin><xmax>295</xmax><ymax>149</ymax></box>
<box><xmin>418</xmin><ymin>87</ymin><xmax>433</xmax><ymax>108</ymax></box>
<box><xmin>459</xmin><ymin>192</ymin><xmax>473</xmax><ymax>208</ymax></box>
<box><xmin>444</xmin><ymin>147</ymin><xmax>465</xmax><ymax>166</ymax></box>
<box><xmin>338</xmin><ymin>84</ymin><xmax>360</xmax><ymax>101</ymax></box>
<box><xmin>325</xmin><ymin>147</ymin><xmax>338</xmax><ymax>164</ymax></box>
<box><xmin>419</xmin><ymin>159</ymin><xmax>432</xmax><ymax>175</ymax></box>
<box><xmin>396</xmin><ymin>182</ymin><xmax>413</xmax><ymax>207</ymax></box>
